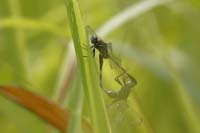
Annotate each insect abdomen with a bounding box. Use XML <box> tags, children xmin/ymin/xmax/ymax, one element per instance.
<box><xmin>106</xmin><ymin>90</ymin><xmax>118</xmax><ymax>98</ymax></box>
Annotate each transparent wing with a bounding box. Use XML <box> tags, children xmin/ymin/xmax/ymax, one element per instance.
<box><xmin>85</xmin><ymin>25</ymin><xmax>97</xmax><ymax>38</ymax></box>
<box><xmin>85</xmin><ymin>25</ymin><xmax>122</xmax><ymax>70</ymax></box>
<box><xmin>109</xmin><ymin>56</ymin><xmax>122</xmax><ymax>70</ymax></box>
<box><xmin>85</xmin><ymin>25</ymin><xmax>104</xmax><ymax>41</ymax></box>
<box><xmin>107</xmin><ymin>42</ymin><xmax>122</xmax><ymax>70</ymax></box>
<box><xmin>107</xmin><ymin>100</ymin><xmax>143</xmax><ymax>133</ymax></box>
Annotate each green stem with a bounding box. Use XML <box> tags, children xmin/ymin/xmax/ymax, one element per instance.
<box><xmin>7</xmin><ymin>0</ymin><xmax>28</xmax><ymax>83</ymax></box>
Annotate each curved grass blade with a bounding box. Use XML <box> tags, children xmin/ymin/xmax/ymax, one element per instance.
<box><xmin>0</xmin><ymin>85</ymin><xmax>93</xmax><ymax>132</ymax></box>
<box><xmin>0</xmin><ymin>18</ymin><xmax>66</xmax><ymax>37</ymax></box>
<box><xmin>0</xmin><ymin>63</ymin><xmax>92</xmax><ymax>132</ymax></box>
<box><xmin>0</xmin><ymin>86</ymin><xmax>70</xmax><ymax>131</ymax></box>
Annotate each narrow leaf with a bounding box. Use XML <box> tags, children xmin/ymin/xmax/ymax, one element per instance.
<box><xmin>0</xmin><ymin>85</ymin><xmax>70</xmax><ymax>132</ymax></box>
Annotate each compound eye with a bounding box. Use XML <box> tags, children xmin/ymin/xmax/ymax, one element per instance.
<box><xmin>91</xmin><ymin>35</ymin><xmax>98</xmax><ymax>43</ymax></box>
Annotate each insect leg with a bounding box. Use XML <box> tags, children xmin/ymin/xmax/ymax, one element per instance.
<box><xmin>107</xmin><ymin>43</ymin><xmax>113</xmax><ymax>56</ymax></box>
<box><xmin>122</xmin><ymin>76</ymin><xmax>127</xmax><ymax>85</ymax></box>
<box><xmin>92</xmin><ymin>48</ymin><xmax>95</xmax><ymax>57</ymax></box>
<box><xmin>103</xmin><ymin>89</ymin><xmax>118</xmax><ymax>99</ymax></box>
<box><xmin>90</xmin><ymin>45</ymin><xmax>94</xmax><ymax>49</ymax></box>
<box><xmin>126</xmin><ymin>73</ymin><xmax>137</xmax><ymax>87</ymax></box>
<box><xmin>115</xmin><ymin>72</ymin><xmax>126</xmax><ymax>86</ymax></box>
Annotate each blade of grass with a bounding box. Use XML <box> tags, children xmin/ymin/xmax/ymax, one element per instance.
<box><xmin>97</xmin><ymin>0</ymin><xmax>173</xmax><ymax>37</ymax></box>
<box><xmin>0</xmin><ymin>85</ymin><xmax>92</xmax><ymax>132</ymax></box>
<box><xmin>66</xmin><ymin>69</ymin><xmax>83</xmax><ymax>133</ymax></box>
<box><xmin>7</xmin><ymin>0</ymin><xmax>28</xmax><ymax>84</ymax></box>
<box><xmin>0</xmin><ymin>18</ymin><xmax>66</xmax><ymax>37</ymax></box>
<box><xmin>165</xmin><ymin>57</ymin><xmax>200</xmax><ymax>133</ymax></box>
<box><xmin>64</xmin><ymin>0</ymin><xmax>111</xmax><ymax>133</ymax></box>
<box><xmin>0</xmin><ymin>86</ymin><xmax>70</xmax><ymax>131</ymax></box>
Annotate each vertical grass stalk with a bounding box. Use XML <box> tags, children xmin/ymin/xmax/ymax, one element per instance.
<box><xmin>64</xmin><ymin>0</ymin><xmax>111</xmax><ymax>132</ymax></box>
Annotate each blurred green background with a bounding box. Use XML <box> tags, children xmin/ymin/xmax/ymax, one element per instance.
<box><xmin>0</xmin><ymin>0</ymin><xmax>200</xmax><ymax>133</ymax></box>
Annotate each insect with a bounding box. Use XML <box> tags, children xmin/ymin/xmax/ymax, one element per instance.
<box><xmin>86</xmin><ymin>26</ymin><xmax>142</xmax><ymax>131</ymax></box>
<box><xmin>103</xmin><ymin>71</ymin><xmax>137</xmax><ymax>103</ymax></box>
<box><xmin>86</xmin><ymin>26</ymin><xmax>127</xmax><ymax>84</ymax></box>
<box><xmin>86</xmin><ymin>25</ymin><xmax>137</xmax><ymax>100</ymax></box>
<box><xmin>104</xmin><ymin>72</ymin><xmax>141</xmax><ymax>133</ymax></box>
<box><xmin>86</xmin><ymin>25</ymin><xmax>112</xmax><ymax>87</ymax></box>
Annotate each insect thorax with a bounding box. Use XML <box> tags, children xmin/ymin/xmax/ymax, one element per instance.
<box><xmin>95</xmin><ymin>41</ymin><xmax>110</xmax><ymax>58</ymax></box>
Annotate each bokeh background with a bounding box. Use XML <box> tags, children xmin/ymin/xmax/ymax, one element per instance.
<box><xmin>0</xmin><ymin>0</ymin><xmax>200</xmax><ymax>133</ymax></box>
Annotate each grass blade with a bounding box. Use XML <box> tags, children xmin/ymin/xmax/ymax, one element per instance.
<box><xmin>0</xmin><ymin>86</ymin><xmax>70</xmax><ymax>131</ymax></box>
<box><xmin>64</xmin><ymin>0</ymin><xmax>111</xmax><ymax>132</ymax></box>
